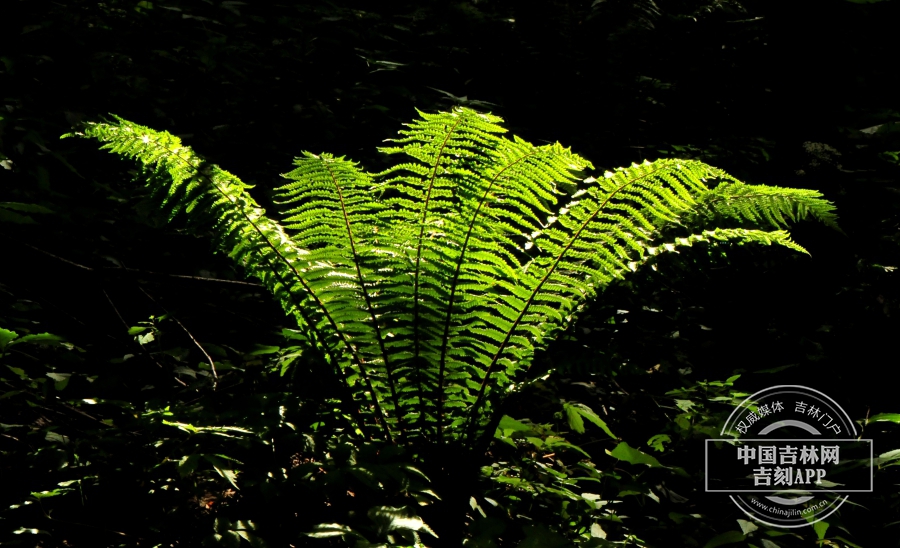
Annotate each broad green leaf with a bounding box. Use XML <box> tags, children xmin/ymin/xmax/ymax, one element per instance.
<box><xmin>305</xmin><ymin>523</ymin><xmax>364</xmax><ymax>539</ymax></box>
<box><xmin>876</xmin><ymin>448</ymin><xmax>900</xmax><ymax>465</ymax></box>
<box><xmin>46</xmin><ymin>372</ymin><xmax>71</xmax><ymax>391</ymax></box>
<box><xmin>204</xmin><ymin>455</ymin><xmax>241</xmax><ymax>490</ymax></box>
<box><xmin>246</xmin><ymin>344</ymin><xmax>280</xmax><ymax>356</ymax></box>
<box><xmin>869</xmin><ymin>413</ymin><xmax>900</xmax><ymax>424</ymax></box>
<box><xmin>178</xmin><ymin>454</ymin><xmax>201</xmax><ymax>477</ymax></box>
<box><xmin>564</xmin><ymin>402</ymin><xmax>617</xmax><ymax>440</ymax></box>
<box><xmin>497</xmin><ymin>415</ymin><xmax>532</xmax><ymax>433</ymax></box>
<box><xmin>544</xmin><ymin>436</ymin><xmax>590</xmax><ymax>458</ymax></box>
<box><xmin>367</xmin><ymin>506</ymin><xmax>437</xmax><ymax>537</ymax></box>
<box><xmin>703</xmin><ymin>531</ymin><xmax>745</xmax><ymax>548</ymax></box>
<box><xmin>211</xmin><ymin>465</ymin><xmax>239</xmax><ymax>491</ymax></box>
<box><xmin>0</xmin><ymin>208</ymin><xmax>36</xmax><ymax>223</ymax></box>
<box><xmin>45</xmin><ymin>431</ymin><xmax>69</xmax><ymax>444</ymax></box>
<box><xmin>11</xmin><ymin>528</ymin><xmax>49</xmax><ymax>535</ymax></box>
<box><xmin>12</xmin><ymin>333</ymin><xmax>64</xmax><ymax>345</ymax></box>
<box><xmin>0</xmin><ymin>328</ymin><xmax>19</xmax><ymax>350</ymax></box>
<box><xmin>675</xmin><ymin>399</ymin><xmax>694</xmax><ymax>411</ymax></box>
<box><xmin>236</xmin><ymin>530</ymin><xmax>268</xmax><ymax>548</ymax></box>
<box><xmin>0</xmin><ymin>202</ymin><xmax>54</xmax><ymax>214</ymax></box>
<box><xmin>590</xmin><ymin>523</ymin><xmax>607</xmax><ymax>539</ymax></box>
<box><xmin>30</xmin><ymin>488</ymin><xmax>73</xmax><ymax>499</ymax></box>
<box><xmin>46</xmin><ymin>372</ymin><xmax>70</xmax><ymax>382</ymax></box>
<box><xmin>647</xmin><ymin>434</ymin><xmax>671</xmax><ymax>452</ymax></box>
<box><xmin>214</xmin><ymin>517</ymin><xmax>234</xmax><ymax>534</ymax></box>
<box><xmin>606</xmin><ymin>442</ymin><xmax>664</xmax><ymax>468</ymax></box>
<box><xmin>565</xmin><ymin>404</ymin><xmax>585</xmax><ymax>434</ymax></box>
<box><xmin>6</xmin><ymin>365</ymin><xmax>27</xmax><ymax>379</ymax></box>
<box><xmin>173</xmin><ymin>366</ymin><xmax>197</xmax><ymax>378</ymax></box>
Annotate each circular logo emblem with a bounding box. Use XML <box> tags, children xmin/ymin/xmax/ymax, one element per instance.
<box><xmin>706</xmin><ymin>385</ymin><xmax>871</xmax><ymax>528</ymax></box>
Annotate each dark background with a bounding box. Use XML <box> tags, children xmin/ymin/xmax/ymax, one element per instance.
<box><xmin>2</xmin><ymin>0</ymin><xmax>898</xmax><ymax>546</ymax></box>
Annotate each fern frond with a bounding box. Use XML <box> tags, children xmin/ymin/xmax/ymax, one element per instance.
<box><xmin>276</xmin><ymin>153</ymin><xmax>407</xmax><ymax>436</ymax></box>
<box><xmin>694</xmin><ymin>181</ymin><xmax>840</xmax><ymax>231</ymax></box>
<box><xmin>374</xmin><ymin>109</ymin><xmax>593</xmax><ymax>440</ymax></box>
<box><xmin>67</xmin><ymin>119</ymin><xmax>391</xmax><ymax>440</ymax></box>
<box><xmin>461</xmin><ymin>159</ymin><xmax>831</xmax><ymax>441</ymax></box>
<box><xmin>373</xmin><ymin>108</ymin><xmax>511</xmax><ymax>431</ymax></box>
<box><xmin>69</xmin><ymin>108</ymin><xmax>837</xmax><ymax>450</ymax></box>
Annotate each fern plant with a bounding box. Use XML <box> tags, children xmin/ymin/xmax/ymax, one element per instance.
<box><xmin>66</xmin><ymin>107</ymin><xmax>837</xmax><ymax>545</ymax></box>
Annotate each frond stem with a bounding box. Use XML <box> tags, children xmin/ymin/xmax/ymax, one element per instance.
<box><xmin>411</xmin><ymin>116</ymin><xmax>463</xmax><ymax>432</ymax></box>
<box><xmin>322</xmin><ymin>160</ymin><xmax>407</xmax><ymax>440</ymax></box>
<box><xmin>435</xmin><ymin>150</ymin><xmax>537</xmax><ymax>444</ymax></box>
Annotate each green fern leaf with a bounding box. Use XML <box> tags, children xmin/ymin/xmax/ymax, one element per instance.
<box><xmin>67</xmin><ymin>108</ymin><xmax>837</xmax><ymax>449</ymax></box>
